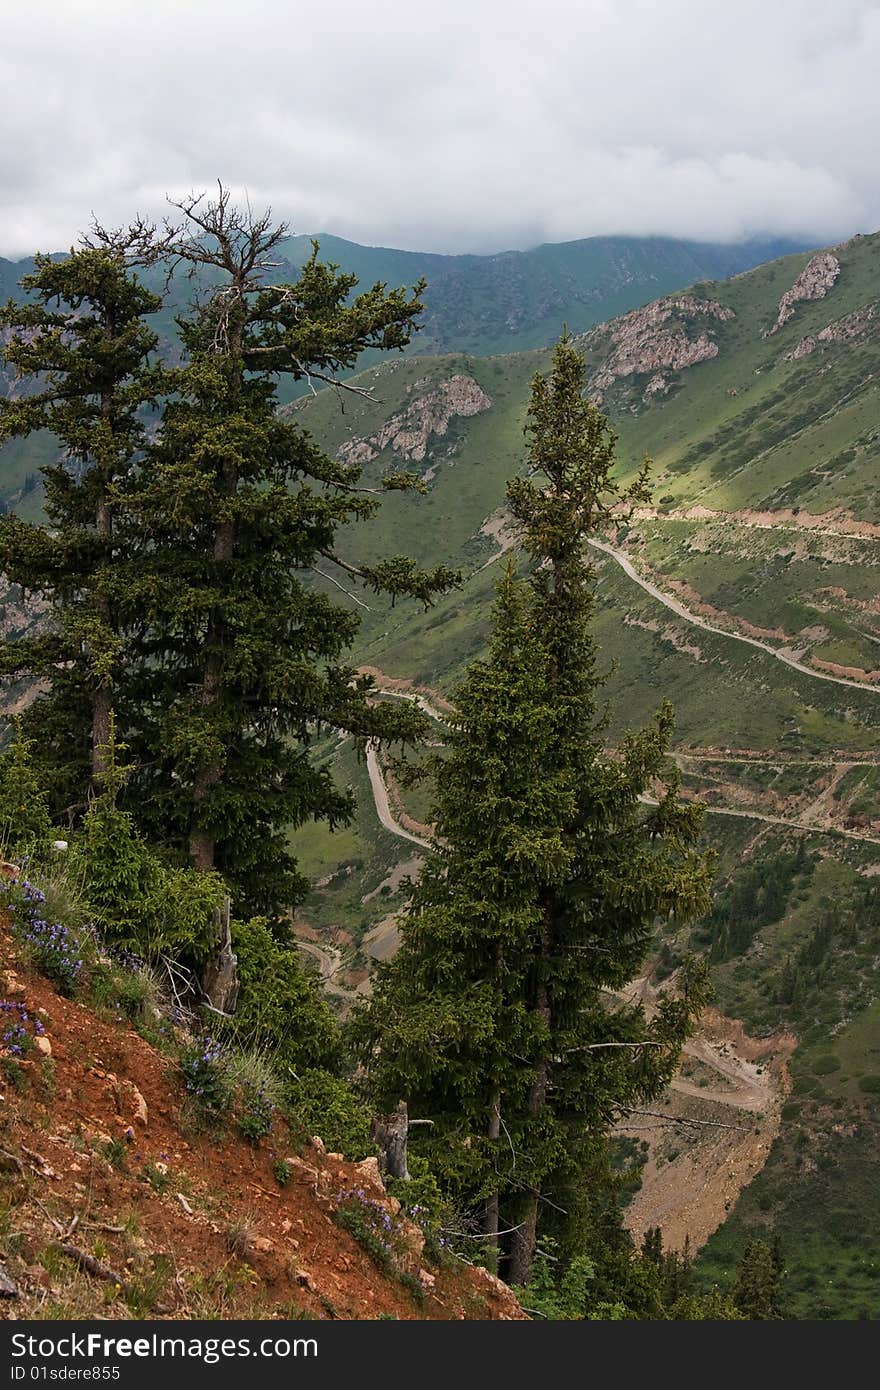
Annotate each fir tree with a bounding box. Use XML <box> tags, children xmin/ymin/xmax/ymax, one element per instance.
<box><xmin>360</xmin><ymin>335</ymin><xmax>714</xmax><ymax>1285</ymax></box>
<box><xmin>121</xmin><ymin>188</ymin><xmax>456</xmax><ymax>915</ymax></box>
<box><xmin>0</xmin><ymin>227</ymin><xmax>166</xmax><ymax>809</ymax></box>
<box><xmin>0</xmin><ymin>718</ymin><xmax>54</xmax><ymax>853</ymax></box>
<box><xmin>733</xmin><ymin>1237</ymin><xmax>786</xmax><ymax>1319</ymax></box>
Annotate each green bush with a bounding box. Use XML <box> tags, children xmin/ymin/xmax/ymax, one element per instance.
<box><xmin>179</xmin><ymin>1038</ymin><xmax>232</xmax><ymax>1117</ymax></box>
<box><xmin>6</xmin><ymin>878</ymin><xmax>91</xmax><ymax>996</ymax></box>
<box><xmin>857</xmin><ymin>1075</ymin><xmax>880</xmax><ymax>1095</ymax></box>
<box><xmin>0</xmin><ymin>722</ymin><xmax>54</xmax><ymax>856</ymax></box>
<box><xmin>284</xmin><ymin>1068</ymin><xmax>373</xmax><ymax>1158</ymax></box>
<box><xmin>226</xmin><ymin>917</ymin><xmax>341</xmax><ymax>1074</ymax></box>
<box><xmin>224</xmin><ymin>1047</ymin><xmax>281</xmax><ymax>1144</ymax></box>
<box><xmin>811</xmin><ymin>1055</ymin><xmax>842</xmax><ymax>1076</ymax></box>
<box><xmin>68</xmin><ymin>787</ymin><xmax>225</xmax><ymax>960</ymax></box>
<box><xmin>90</xmin><ymin>958</ymin><xmax>161</xmax><ymax>1023</ymax></box>
<box><xmin>387</xmin><ymin>1154</ymin><xmax>451</xmax><ymax>1258</ymax></box>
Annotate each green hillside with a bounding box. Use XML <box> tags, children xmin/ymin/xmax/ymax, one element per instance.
<box><xmin>3</xmin><ymin>221</ymin><xmax>879</xmax><ymax>1316</ymax></box>
<box><xmin>278</xmin><ymin>231</ymin><xmax>804</xmax><ymax>355</ymax></box>
<box><xmin>287</xmin><ymin>230</ymin><xmax>880</xmax><ymax>1316</ymax></box>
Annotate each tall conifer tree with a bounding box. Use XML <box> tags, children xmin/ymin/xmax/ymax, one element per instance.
<box><xmin>122</xmin><ymin>189</ymin><xmax>456</xmax><ymax>915</ymax></box>
<box><xmin>0</xmin><ymin>229</ymin><xmax>164</xmax><ymax>808</ymax></box>
<box><xmin>361</xmin><ymin>335</ymin><xmax>714</xmax><ymax>1285</ymax></box>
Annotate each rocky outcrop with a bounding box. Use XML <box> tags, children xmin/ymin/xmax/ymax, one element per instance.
<box><xmin>588</xmin><ymin>295</ymin><xmax>734</xmax><ymax>402</ymax></box>
<box><xmin>785</xmin><ymin>303</ymin><xmax>877</xmax><ymax>360</ymax></box>
<box><xmin>0</xmin><ymin>583</ymin><xmax>49</xmax><ymax>640</ymax></box>
<box><xmin>337</xmin><ymin>374</ymin><xmax>491</xmax><ymax>468</ymax></box>
<box><xmin>765</xmin><ymin>252</ymin><xmax>840</xmax><ymax>336</ymax></box>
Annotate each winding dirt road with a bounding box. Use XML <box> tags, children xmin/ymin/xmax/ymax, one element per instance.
<box><xmin>640</xmin><ymin>792</ymin><xmax>880</xmax><ymax>847</ymax></box>
<box><xmin>365</xmin><ymin>741</ymin><xmax>433</xmax><ymax>850</ymax></box>
<box><xmin>588</xmin><ymin>538</ymin><xmax>880</xmax><ymax>696</ymax></box>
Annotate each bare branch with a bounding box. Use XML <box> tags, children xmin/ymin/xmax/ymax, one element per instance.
<box><xmin>311</xmin><ymin>565</ymin><xmax>370</xmax><ymax>610</ymax></box>
<box><xmin>317</xmin><ymin>549</ymin><xmax>364</xmax><ymax>580</ymax></box>
<box><xmin>619</xmin><ymin>1106</ymin><xmax>752</xmax><ymax>1133</ymax></box>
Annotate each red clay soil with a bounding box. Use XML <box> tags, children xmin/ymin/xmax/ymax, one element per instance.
<box><xmin>0</xmin><ymin>918</ymin><xmax>524</xmax><ymax>1322</ymax></box>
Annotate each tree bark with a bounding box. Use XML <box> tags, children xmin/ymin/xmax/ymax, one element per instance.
<box><xmin>370</xmin><ymin>1100</ymin><xmax>411</xmax><ymax>1180</ymax></box>
<box><xmin>199</xmin><ymin>895</ymin><xmax>239</xmax><ymax>1013</ymax></box>
<box><xmin>482</xmin><ymin>1089</ymin><xmax>502</xmax><ymax>1266</ymax></box>
<box><xmin>90</xmin><ymin>476</ymin><xmax>113</xmax><ymax>784</ymax></box>
<box><xmin>506</xmin><ymin>918</ymin><xmax>552</xmax><ymax>1287</ymax></box>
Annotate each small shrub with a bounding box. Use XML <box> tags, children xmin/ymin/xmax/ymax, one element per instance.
<box><xmin>39</xmin><ymin>1056</ymin><xmax>56</xmax><ymax>1100</ymax></box>
<box><xmin>226</xmin><ymin>916</ymin><xmax>342</xmax><ymax>1075</ymax></box>
<box><xmin>113</xmin><ymin>962</ymin><xmax>162</xmax><ymax>1022</ymax></box>
<box><xmin>284</xmin><ymin>1069</ymin><xmax>373</xmax><ymax>1158</ymax></box>
<box><xmin>224</xmin><ymin>1047</ymin><xmax>281</xmax><ymax>1144</ymax></box>
<box><xmin>140</xmin><ymin>1161</ymin><xmax>171</xmax><ymax>1194</ymax></box>
<box><xmin>101</xmin><ymin>1137</ymin><xmax>128</xmax><ymax>1171</ymax></box>
<box><xmin>224</xmin><ymin>1214</ymin><xmax>255</xmax><ymax>1260</ymax></box>
<box><xmin>387</xmin><ymin>1154</ymin><xmax>451</xmax><ymax>1261</ymax></box>
<box><xmin>90</xmin><ymin>953</ymin><xmax>162</xmax><ymax>1024</ymax></box>
<box><xmin>7</xmin><ymin>880</ymin><xmax>87</xmax><ymax>995</ymax></box>
<box><xmin>68</xmin><ymin>762</ymin><xmax>225</xmax><ymax>961</ymax></box>
<box><xmin>237</xmin><ymin>1092</ymin><xmax>274</xmax><ymax>1145</ymax></box>
<box><xmin>179</xmin><ymin>1037</ymin><xmax>231</xmax><ymax>1116</ymax></box>
<box><xmin>0</xmin><ymin>998</ymin><xmax>42</xmax><ymax>1057</ymax></box>
<box><xmin>2</xmin><ymin>1055</ymin><xmax>27</xmax><ymax>1092</ymax></box>
<box><xmin>273</xmin><ymin>1159</ymin><xmax>291</xmax><ymax>1187</ymax></box>
<box><xmin>0</xmin><ymin>722</ymin><xmax>54</xmax><ymax>855</ymax></box>
<box><xmin>857</xmin><ymin>1075</ymin><xmax>880</xmax><ymax>1095</ymax></box>
<box><xmin>333</xmin><ymin>1187</ymin><xmax>424</xmax><ymax>1292</ymax></box>
<box><xmin>811</xmin><ymin>1055</ymin><xmax>841</xmax><ymax>1076</ymax></box>
<box><xmin>511</xmin><ymin>1238</ymin><xmax>596</xmax><ymax>1320</ymax></box>
<box><xmin>398</xmin><ymin>1270</ymin><xmax>426</xmax><ymax>1302</ymax></box>
<box><xmin>334</xmin><ymin>1199</ymin><xmax>395</xmax><ymax>1275</ymax></box>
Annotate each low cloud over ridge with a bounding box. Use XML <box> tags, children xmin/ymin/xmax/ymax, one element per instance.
<box><xmin>2</xmin><ymin>0</ymin><xmax>879</xmax><ymax>256</ymax></box>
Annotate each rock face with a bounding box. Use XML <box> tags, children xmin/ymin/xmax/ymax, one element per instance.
<box><xmin>785</xmin><ymin>304</ymin><xmax>877</xmax><ymax>360</ymax></box>
<box><xmin>588</xmin><ymin>295</ymin><xmax>735</xmax><ymax>401</ymax></box>
<box><xmin>337</xmin><ymin>374</ymin><xmax>492</xmax><ymax>468</ymax></box>
<box><xmin>765</xmin><ymin>252</ymin><xmax>840</xmax><ymax>336</ymax></box>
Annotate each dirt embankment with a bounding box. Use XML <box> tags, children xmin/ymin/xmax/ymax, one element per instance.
<box><xmin>0</xmin><ymin>918</ymin><xmax>524</xmax><ymax>1321</ymax></box>
<box><xmin>358</xmin><ymin>666</ymin><xmax>454</xmax><ymax>720</ymax></box>
<box><xmin>628</xmin><ymin>503</ymin><xmax>880</xmax><ymax>543</ymax></box>
<box><xmin>617</xmin><ymin>985</ymin><xmax>795</xmax><ymax>1254</ymax></box>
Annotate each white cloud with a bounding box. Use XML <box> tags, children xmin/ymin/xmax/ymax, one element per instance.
<box><xmin>1</xmin><ymin>0</ymin><xmax>879</xmax><ymax>255</ymax></box>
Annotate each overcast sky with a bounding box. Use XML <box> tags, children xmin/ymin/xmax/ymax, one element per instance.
<box><xmin>2</xmin><ymin>0</ymin><xmax>880</xmax><ymax>258</ymax></box>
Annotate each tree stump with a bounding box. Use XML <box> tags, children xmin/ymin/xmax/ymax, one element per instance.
<box><xmin>370</xmin><ymin>1100</ymin><xmax>410</xmax><ymax>1180</ymax></box>
<box><xmin>200</xmin><ymin>897</ymin><xmax>239</xmax><ymax>1014</ymax></box>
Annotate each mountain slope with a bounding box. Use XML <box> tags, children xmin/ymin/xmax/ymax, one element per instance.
<box><xmin>287</xmin><ymin>232</ymin><xmax>880</xmax><ymax>1317</ymax></box>
<box><xmin>278</xmin><ymin>231</ymin><xmax>805</xmax><ymax>355</ymax></box>
<box><xmin>0</xmin><ymin>227</ymin><xmax>806</xmax><ymax>506</ymax></box>
<box><xmin>3</xmin><ymin>223</ymin><xmax>880</xmax><ymax>1317</ymax></box>
<box><xmin>0</xmin><ymin>910</ymin><xmax>524</xmax><ymax>1321</ymax></box>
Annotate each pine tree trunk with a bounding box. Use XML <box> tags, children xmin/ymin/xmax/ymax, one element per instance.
<box><xmin>506</xmin><ymin>920</ymin><xmax>552</xmax><ymax>1287</ymax></box>
<box><xmin>90</xmin><ymin>488</ymin><xmax>113</xmax><ymax>783</ymax></box>
<box><xmin>188</xmin><ymin>486</ymin><xmax>236</xmax><ymax>874</ymax></box>
<box><xmin>507</xmin><ymin>1194</ymin><xmax>539</xmax><ymax>1288</ymax></box>
<box><xmin>91</xmin><ymin>686</ymin><xmax>112</xmax><ymax>781</ymax></box>
<box><xmin>483</xmin><ymin>1095</ymin><xmax>502</xmax><ymax>1274</ymax></box>
<box><xmin>482</xmin><ymin>1090</ymin><xmax>502</xmax><ymax>1253</ymax></box>
<box><xmin>189</xmin><ymin>654</ymin><xmax>222</xmax><ymax>873</ymax></box>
